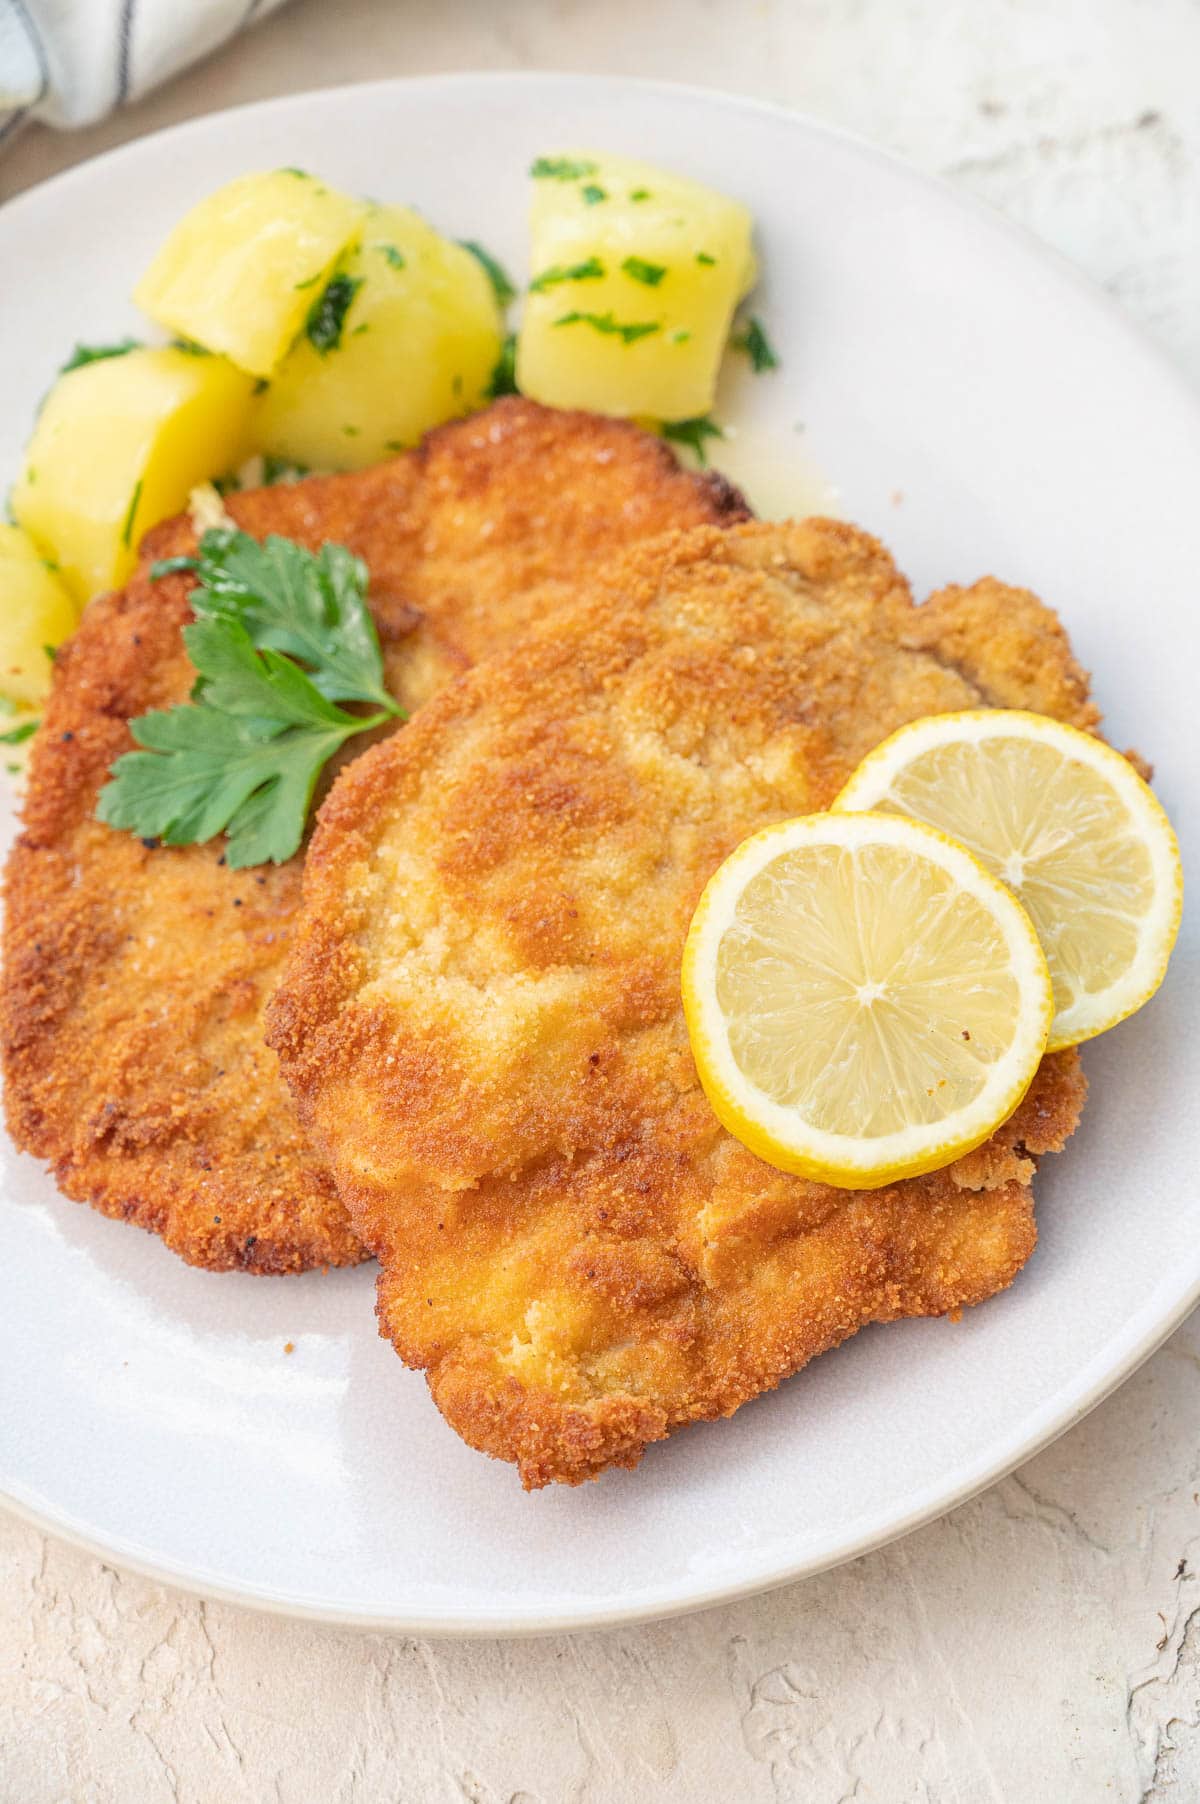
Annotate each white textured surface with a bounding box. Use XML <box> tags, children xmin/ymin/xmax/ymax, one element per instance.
<box><xmin>3</xmin><ymin>2</ymin><xmax>1200</xmax><ymax>1798</ymax></box>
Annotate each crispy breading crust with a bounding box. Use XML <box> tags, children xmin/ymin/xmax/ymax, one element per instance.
<box><xmin>1</xmin><ymin>401</ymin><xmax>748</xmax><ymax>1273</ymax></box>
<box><xmin>269</xmin><ymin>520</ymin><xmax>1094</xmax><ymax>1483</ymax></box>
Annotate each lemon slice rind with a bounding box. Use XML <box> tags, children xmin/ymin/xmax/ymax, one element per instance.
<box><xmin>682</xmin><ymin>811</ymin><xmax>1053</xmax><ymax>1189</ymax></box>
<box><xmin>834</xmin><ymin>710</ymin><xmax>1182</xmax><ymax>1052</ymax></box>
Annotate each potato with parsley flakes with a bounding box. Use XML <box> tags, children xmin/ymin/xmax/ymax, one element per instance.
<box><xmin>253</xmin><ymin>204</ymin><xmax>505</xmax><ymax>471</ymax></box>
<box><xmin>0</xmin><ymin>525</ymin><xmax>78</xmax><ymax>706</ymax></box>
<box><xmin>515</xmin><ymin>153</ymin><xmax>756</xmax><ymax>421</ymax></box>
<box><xmin>134</xmin><ymin>169</ymin><xmax>367</xmax><ymax>378</ymax></box>
<box><xmin>12</xmin><ymin>346</ymin><xmax>255</xmax><ymax>603</ymax></box>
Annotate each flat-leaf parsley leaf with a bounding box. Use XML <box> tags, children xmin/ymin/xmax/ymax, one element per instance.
<box><xmin>152</xmin><ymin>529</ymin><xmax>396</xmax><ymax>709</ymax></box>
<box><xmin>98</xmin><ymin>530</ymin><xmax>405</xmax><ymax>867</ymax></box>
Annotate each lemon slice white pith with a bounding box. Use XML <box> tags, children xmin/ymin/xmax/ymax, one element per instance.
<box><xmin>681</xmin><ymin>812</ymin><xmax>1053</xmax><ymax>1189</ymax></box>
<box><xmin>834</xmin><ymin>711</ymin><xmax>1182</xmax><ymax>1051</ymax></box>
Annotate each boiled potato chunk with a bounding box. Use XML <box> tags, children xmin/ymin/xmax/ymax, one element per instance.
<box><xmin>12</xmin><ymin>347</ymin><xmax>255</xmax><ymax>602</ymax></box>
<box><xmin>254</xmin><ymin>204</ymin><xmax>504</xmax><ymax>470</ymax></box>
<box><xmin>516</xmin><ymin>152</ymin><xmax>756</xmax><ymax>421</ymax></box>
<box><xmin>0</xmin><ymin>526</ymin><xmax>79</xmax><ymax>706</ymax></box>
<box><xmin>134</xmin><ymin>169</ymin><xmax>367</xmax><ymax>378</ymax></box>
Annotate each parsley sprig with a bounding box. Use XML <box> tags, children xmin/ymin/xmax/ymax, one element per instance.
<box><xmin>97</xmin><ymin>530</ymin><xmax>404</xmax><ymax>868</ymax></box>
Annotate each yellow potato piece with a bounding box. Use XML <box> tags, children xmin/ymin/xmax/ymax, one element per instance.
<box><xmin>0</xmin><ymin>525</ymin><xmax>79</xmax><ymax>706</ymax></box>
<box><xmin>254</xmin><ymin>205</ymin><xmax>505</xmax><ymax>470</ymax></box>
<box><xmin>516</xmin><ymin>152</ymin><xmax>756</xmax><ymax>421</ymax></box>
<box><xmin>11</xmin><ymin>347</ymin><xmax>255</xmax><ymax>603</ymax></box>
<box><xmin>134</xmin><ymin>169</ymin><xmax>367</xmax><ymax>378</ymax></box>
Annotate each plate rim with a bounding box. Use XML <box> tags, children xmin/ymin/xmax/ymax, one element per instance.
<box><xmin>5</xmin><ymin>1274</ymin><xmax>1198</xmax><ymax>1637</ymax></box>
<box><xmin>3</xmin><ymin>67</ymin><xmax>1199</xmax><ymax>1638</ymax></box>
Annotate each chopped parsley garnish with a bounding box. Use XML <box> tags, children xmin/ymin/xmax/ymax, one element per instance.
<box><xmin>529</xmin><ymin>256</ymin><xmax>605</xmax><ymax>294</ymax></box>
<box><xmin>121</xmin><ymin>480</ymin><xmax>143</xmax><ymax>549</ymax></box>
<box><xmin>294</xmin><ymin>271</ymin><xmax>323</xmax><ymax>291</ymax></box>
<box><xmin>262</xmin><ymin>455</ymin><xmax>309</xmax><ymax>485</ymax></box>
<box><xmin>621</xmin><ymin>256</ymin><xmax>666</xmax><ymax>287</ymax></box>
<box><xmin>0</xmin><ymin>719</ymin><xmax>39</xmax><ymax>746</ymax></box>
<box><xmin>98</xmin><ymin>530</ymin><xmax>405</xmax><ymax>867</ymax></box>
<box><xmin>172</xmin><ymin>338</ymin><xmax>212</xmax><ymax>356</ymax></box>
<box><xmin>554</xmin><ymin>311</ymin><xmax>660</xmax><ymax>345</ymax></box>
<box><xmin>60</xmin><ymin>339</ymin><xmax>142</xmax><ymax>375</ymax></box>
<box><xmin>661</xmin><ymin>415</ymin><xmax>725</xmax><ymax>464</ymax></box>
<box><xmin>280</xmin><ymin>167</ymin><xmax>311</xmax><ymax>179</ymax></box>
<box><xmin>731</xmin><ymin>316</ymin><xmax>779</xmax><ymax>374</ymax></box>
<box><xmin>630</xmin><ymin>188</ymin><xmax>652</xmax><ymax>201</ymax></box>
<box><xmin>696</xmin><ymin>252</ymin><xmax>716</xmax><ymax>266</ymax></box>
<box><xmin>460</xmin><ymin>241</ymin><xmax>516</xmax><ymax>307</ymax></box>
<box><xmin>252</xmin><ymin>378</ymin><xmax>270</xmax><ymax>396</ymax></box>
<box><xmin>305</xmin><ymin>274</ymin><xmax>363</xmax><ymax>354</ymax></box>
<box><xmin>375</xmin><ymin>243</ymin><xmax>407</xmax><ymax>270</ymax></box>
<box><xmin>530</xmin><ymin>157</ymin><xmax>597</xmax><ymax>180</ymax></box>
<box><xmin>581</xmin><ymin>184</ymin><xmax>607</xmax><ymax>205</ymax></box>
<box><xmin>487</xmin><ymin>333</ymin><xmax>519</xmax><ymax>398</ymax></box>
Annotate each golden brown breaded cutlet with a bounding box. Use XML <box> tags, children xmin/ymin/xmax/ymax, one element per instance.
<box><xmin>0</xmin><ymin>400</ymin><xmax>749</xmax><ymax>1274</ymax></box>
<box><xmin>268</xmin><ymin>519</ymin><xmax>1094</xmax><ymax>1486</ymax></box>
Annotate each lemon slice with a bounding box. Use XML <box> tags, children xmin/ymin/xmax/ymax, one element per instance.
<box><xmin>682</xmin><ymin>812</ymin><xmax>1053</xmax><ymax>1188</ymax></box>
<box><xmin>835</xmin><ymin>711</ymin><xmax>1182</xmax><ymax>1050</ymax></box>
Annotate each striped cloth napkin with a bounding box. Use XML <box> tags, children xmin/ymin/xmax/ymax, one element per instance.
<box><xmin>0</xmin><ymin>0</ymin><xmax>290</xmax><ymax>152</ymax></box>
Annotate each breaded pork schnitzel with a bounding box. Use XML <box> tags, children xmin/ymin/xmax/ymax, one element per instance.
<box><xmin>269</xmin><ymin>520</ymin><xmax>1094</xmax><ymax>1486</ymax></box>
<box><xmin>1</xmin><ymin>400</ymin><xmax>748</xmax><ymax>1273</ymax></box>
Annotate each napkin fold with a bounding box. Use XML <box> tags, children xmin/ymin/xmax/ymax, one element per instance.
<box><xmin>0</xmin><ymin>0</ymin><xmax>289</xmax><ymax>151</ymax></box>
